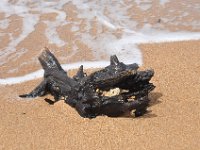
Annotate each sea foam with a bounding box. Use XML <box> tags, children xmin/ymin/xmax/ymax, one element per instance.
<box><xmin>0</xmin><ymin>61</ymin><xmax>109</xmax><ymax>85</ymax></box>
<box><xmin>0</xmin><ymin>0</ymin><xmax>200</xmax><ymax>85</ymax></box>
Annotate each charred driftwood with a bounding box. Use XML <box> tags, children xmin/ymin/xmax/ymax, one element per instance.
<box><xmin>19</xmin><ymin>48</ymin><xmax>155</xmax><ymax>118</ymax></box>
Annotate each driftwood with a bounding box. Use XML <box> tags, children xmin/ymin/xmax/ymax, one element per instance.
<box><xmin>20</xmin><ymin>48</ymin><xmax>155</xmax><ymax>118</ymax></box>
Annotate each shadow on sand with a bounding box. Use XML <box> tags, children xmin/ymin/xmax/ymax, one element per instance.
<box><xmin>139</xmin><ymin>92</ymin><xmax>163</xmax><ymax>119</ymax></box>
<box><xmin>119</xmin><ymin>92</ymin><xmax>163</xmax><ymax>119</ymax></box>
<box><xmin>44</xmin><ymin>92</ymin><xmax>163</xmax><ymax>119</ymax></box>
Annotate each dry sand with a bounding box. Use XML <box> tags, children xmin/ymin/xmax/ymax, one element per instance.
<box><xmin>0</xmin><ymin>40</ymin><xmax>200</xmax><ymax>150</ymax></box>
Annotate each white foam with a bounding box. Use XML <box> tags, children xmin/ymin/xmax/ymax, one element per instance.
<box><xmin>44</xmin><ymin>20</ymin><xmax>66</xmax><ymax>47</ymax></box>
<box><xmin>130</xmin><ymin>24</ymin><xmax>200</xmax><ymax>43</ymax></box>
<box><xmin>97</xmin><ymin>16</ymin><xmax>117</xmax><ymax>30</ymax></box>
<box><xmin>0</xmin><ymin>70</ymin><xmax>44</xmax><ymax>85</ymax></box>
<box><xmin>1</xmin><ymin>0</ymin><xmax>200</xmax><ymax>85</ymax></box>
<box><xmin>0</xmin><ymin>0</ymin><xmax>69</xmax><ymax>64</ymax></box>
<box><xmin>40</xmin><ymin>7</ymin><xmax>68</xmax><ymax>47</ymax></box>
<box><xmin>0</xmin><ymin>61</ymin><xmax>110</xmax><ymax>85</ymax></box>
<box><xmin>0</xmin><ymin>1</ymin><xmax>39</xmax><ymax>64</ymax></box>
<box><xmin>0</xmin><ymin>19</ymin><xmax>10</xmax><ymax>29</ymax></box>
<box><xmin>0</xmin><ymin>14</ymin><xmax>39</xmax><ymax>65</ymax></box>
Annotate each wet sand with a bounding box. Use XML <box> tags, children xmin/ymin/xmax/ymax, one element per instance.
<box><xmin>0</xmin><ymin>40</ymin><xmax>200</xmax><ymax>150</ymax></box>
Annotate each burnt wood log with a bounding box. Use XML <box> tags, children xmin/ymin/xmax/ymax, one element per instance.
<box><xmin>19</xmin><ymin>48</ymin><xmax>155</xmax><ymax>118</ymax></box>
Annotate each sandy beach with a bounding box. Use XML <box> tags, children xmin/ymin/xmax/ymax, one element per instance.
<box><xmin>0</xmin><ymin>40</ymin><xmax>200</xmax><ymax>150</ymax></box>
<box><xmin>1</xmin><ymin>1</ymin><xmax>200</xmax><ymax>150</ymax></box>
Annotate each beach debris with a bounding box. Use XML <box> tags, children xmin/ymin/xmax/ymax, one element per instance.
<box><xmin>19</xmin><ymin>48</ymin><xmax>155</xmax><ymax>118</ymax></box>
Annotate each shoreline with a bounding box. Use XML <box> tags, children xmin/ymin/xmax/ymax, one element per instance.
<box><xmin>1</xmin><ymin>39</ymin><xmax>200</xmax><ymax>84</ymax></box>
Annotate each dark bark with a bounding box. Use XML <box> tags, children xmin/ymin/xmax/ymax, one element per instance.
<box><xmin>19</xmin><ymin>48</ymin><xmax>155</xmax><ymax>118</ymax></box>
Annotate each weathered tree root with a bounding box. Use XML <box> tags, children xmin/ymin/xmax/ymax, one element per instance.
<box><xmin>20</xmin><ymin>48</ymin><xmax>155</xmax><ymax>118</ymax></box>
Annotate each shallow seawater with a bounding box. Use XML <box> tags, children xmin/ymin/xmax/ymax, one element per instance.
<box><xmin>0</xmin><ymin>0</ymin><xmax>200</xmax><ymax>84</ymax></box>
